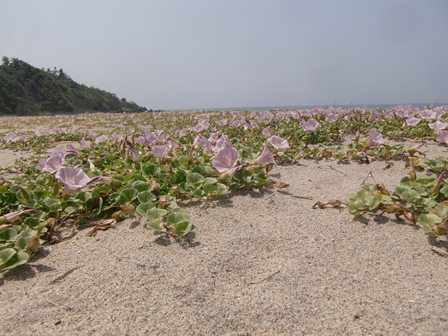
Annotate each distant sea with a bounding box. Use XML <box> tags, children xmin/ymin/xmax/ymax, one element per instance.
<box><xmin>173</xmin><ymin>103</ymin><xmax>447</xmax><ymax>113</ymax></box>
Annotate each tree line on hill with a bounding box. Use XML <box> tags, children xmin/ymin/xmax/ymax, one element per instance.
<box><xmin>0</xmin><ymin>57</ymin><xmax>147</xmax><ymax>115</ymax></box>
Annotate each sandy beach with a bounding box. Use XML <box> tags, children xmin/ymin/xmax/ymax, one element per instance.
<box><xmin>1</xmin><ymin>143</ymin><xmax>448</xmax><ymax>335</ymax></box>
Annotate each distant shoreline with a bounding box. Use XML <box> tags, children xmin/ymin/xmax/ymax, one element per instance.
<box><xmin>171</xmin><ymin>103</ymin><xmax>448</xmax><ymax>112</ymax></box>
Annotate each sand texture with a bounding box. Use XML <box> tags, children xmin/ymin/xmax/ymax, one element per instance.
<box><xmin>1</xmin><ymin>145</ymin><xmax>448</xmax><ymax>335</ymax></box>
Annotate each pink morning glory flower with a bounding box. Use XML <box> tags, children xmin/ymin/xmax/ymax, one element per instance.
<box><xmin>405</xmin><ymin>117</ymin><xmax>421</xmax><ymax>127</ymax></box>
<box><xmin>212</xmin><ymin>141</ymin><xmax>240</xmax><ymax>173</ymax></box>
<box><xmin>262</xmin><ymin>127</ymin><xmax>271</xmax><ymax>138</ymax></box>
<box><xmin>151</xmin><ymin>144</ymin><xmax>169</xmax><ymax>158</ymax></box>
<box><xmin>429</xmin><ymin>121</ymin><xmax>448</xmax><ymax>131</ymax></box>
<box><xmin>37</xmin><ymin>155</ymin><xmax>65</xmax><ymax>174</ymax></box>
<box><xmin>436</xmin><ymin>131</ymin><xmax>448</xmax><ymax>144</ymax></box>
<box><xmin>267</xmin><ymin>135</ymin><xmax>290</xmax><ymax>150</ymax></box>
<box><xmin>55</xmin><ymin>167</ymin><xmax>93</xmax><ymax>195</ymax></box>
<box><xmin>256</xmin><ymin>146</ymin><xmax>275</xmax><ymax>164</ymax></box>
<box><xmin>367</xmin><ymin>129</ymin><xmax>386</xmax><ymax>146</ymax></box>
<box><xmin>301</xmin><ymin>119</ymin><xmax>320</xmax><ymax>132</ymax></box>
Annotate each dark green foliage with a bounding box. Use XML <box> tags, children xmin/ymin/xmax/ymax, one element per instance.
<box><xmin>0</xmin><ymin>57</ymin><xmax>146</xmax><ymax>115</ymax></box>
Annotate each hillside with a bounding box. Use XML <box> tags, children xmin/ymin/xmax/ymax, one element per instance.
<box><xmin>0</xmin><ymin>57</ymin><xmax>146</xmax><ymax>115</ymax></box>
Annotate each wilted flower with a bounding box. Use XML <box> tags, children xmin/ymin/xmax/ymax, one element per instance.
<box><xmin>256</xmin><ymin>146</ymin><xmax>275</xmax><ymax>164</ymax></box>
<box><xmin>301</xmin><ymin>119</ymin><xmax>320</xmax><ymax>132</ymax></box>
<box><xmin>267</xmin><ymin>135</ymin><xmax>290</xmax><ymax>150</ymax></box>
<box><xmin>367</xmin><ymin>129</ymin><xmax>386</xmax><ymax>146</ymax></box>
<box><xmin>212</xmin><ymin>141</ymin><xmax>240</xmax><ymax>173</ymax></box>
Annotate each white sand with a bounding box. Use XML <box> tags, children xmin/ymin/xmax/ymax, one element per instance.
<box><xmin>1</xmin><ymin>143</ymin><xmax>448</xmax><ymax>335</ymax></box>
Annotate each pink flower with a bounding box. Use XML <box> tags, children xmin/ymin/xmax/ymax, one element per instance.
<box><xmin>151</xmin><ymin>145</ymin><xmax>169</xmax><ymax>158</ymax></box>
<box><xmin>212</xmin><ymin>141</ymin><xmax>240</xmax><ymax>173</ymax></box>
<box><xmin>144</xmin><ymin>131</ymin><xmax>157</xmax><ymax>144</ymax></box>
<box><xmin>176</xmin><ymin>129</ymin><xmax>189</xmax><ymax>137</ymax></box>
<box><xmin>367</xmin><ymin>129</ymin><xmax>386</xmax><ymax>146</ymax></box>
<box><xmin>326</xmin><ymin>114</ymin><xmax>339</xmax><ymax>123</ymax></box>
<box><xmin>262</xmin><ymin>127</ymin><xmax>271</xmax><ymax>138</ymax></box>
<box><xmin>194</xmin><ymin>134</ymin><xmax>212</xmax><ymax>151</ymax></box>
<box><xmin>429</xmin><ymin>121</ymin><xmax>448</xmax><ymax>131</ymax></box>
<box><xmin>193</xmin><ymin>120</ymin><xmax>209</xmax><ymax>133</ymax></box>
<box><xmin>55</xmin><ymin>167</ymin><xmax>93</xmax><ymax>195</ymax></box>
<box><xmin>420</xmin><ymin>110</ymin><xmax>436</xmax><ymax>120</ymax></box>
<box><xmin>216</xmin><ymin>119</ymin><xmax>228</xmax><ymax>127</ymax></box>
<box><xmin>208</xmin><ymin>131</ymin><xmax>219</xmax><ymax>145</ymax></box>
<box><xmin>37</xmin><ymin>155</ymin><xmax>65</xmax><ymax>173</ymax></box>
<box><xmin>267</xmin><ymin>135</ymin><xmax>290</xmax><ymax>150</ymax></box>
<box><xmin>213</xmin><ymin>135</ymin><xmax>233</xmax><ymax>153</ymax></box>
<box><xmin>95</xmin><ymin>135</ymin><xmax>108</xmax><ymax>144</ymax></box>
<box><xmin>436</xmin><ymin>131</ymin><xmax>448</xmax><ymax>144</ymax></box>
<box><xmin>256</xmin><ymin>146</ymin><xmax>275</xmax><ymax>164</ymax></box>
<box><xmin>167</xmin><ymin>140</ymin><xmax>179</xmax><ymax>152</ymax></box>
<box><xmin>77</xmin><ymin>140</ymin><xmax>90</xmax><ymax>148</ymax></box>
<box><xmin>301</xmin><ymin>119</ymin><xmax>320</xmax><ymax>132</ymax></box>
<box><xmin>135</xmin><ymin>136</ymin><xmax>146</xmax><ymax>146</ymax></box>
<box><xmin>4</xmin><ymin>133</ymin><xmax>17</xmax><ymax>141</ymax></box>
<box><xmin>405</xmin><ymin>117</ymin><xmax>421</xmax><ymax>127</ymax></box>
<box><xmin>86</xmin><ymin>130</ymin><xmax>96</xmax><ymax>139</ymax></box>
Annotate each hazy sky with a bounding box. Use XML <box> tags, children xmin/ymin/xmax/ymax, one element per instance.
<box><xmin>1</xmin><ymin>0</ymin><xmax>447</xmax><ymax>109</ymax></box>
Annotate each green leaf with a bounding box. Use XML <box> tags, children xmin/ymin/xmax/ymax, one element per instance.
<box><xmin>0</xmin><ymin>228</ymin><xmax>17</xmax><ymax>241</ymax></box>
<box><xmin>167</xmin><ymin>211</ymin><xmax>191</xmax><ymax>236</ymax></box>
<box><xmin>77</xmin><ymin>191</ymin><xmax>92</xmax><ymax>203</ymax></box>
<box><xmin>186</xmin><ymin>172</ymin><xmax>204</xmax><ymax>186</ymax></box>
<box><xmin>418</xmin><ymin>213</ymin><xmax>442</xmax><ymax>233</ymax></box>
<box><xmin>2</xmin><ymin>250</ymin><xmax>30</xmax><ymax>270</ymax></box>
<box><xmin>204</xmin><ymin>177</ymin><xmax>218</xmax><ymax>185</ymax></box>
<box><xmin>418</xmin><ymin>213</ymin><xmax>442</xmax><ymax>225</ymax></box>
<box><xmin>136</xmin><ymin>202</ymin><xmax>155</xmax><ymax>216</ymax></box>
<box><xmin>203</xmin><ymin>182</ymin><xmax>217</xmax><ymax>194</ymax></box>
<box><xmin>215</xmin><ymin>183</ymin><xmax>228</xmax><ymax>195</ymax></box>
<box><xmin>132</xmin><ymin>180</ymin><xmax>151</xmax><ymax>192</ymax></box>
<box><xmin>92</xmin><ymin>184</ymin><xmax>112</xmax><ymax>198</ymax></box>
<box><xmin>145</xmin><ymin>208</ymin><xmax>168</xmax><ymax>231</ymax></box>
<box><xmin>347</xmin><ymin>198</ymin><xmax>365</xmax><ymax>215</ymax></box>
<box><xmin>142</xmin><ymin>164</ymin><xmax>160</xmax><ymax>178</ymax></box>
<box><xmin>15</xmin><ymin>238</ymin><xmax>29</xmax><ymax>251</ymax></box>
<box><xmin>137</xmin><ymin>191</ymin><xmax>156</xmax><ymax>204</ymax></box>
<box><xmin>118</xmin><ymin>188</ymin><xmax>138</xmax><ymax>205</ymax></box>
<box><xmin>169</xmin><ymin>171</ymin><xmax>187</xmax><ymax>185</ymax></box>
<box><xmin>44</xmin><ymin>197</ymin><xmax>62</xmax><ymax>212</ymax></box>
<box><xmin>0</xmin><ymin>248</ymin><xmax>16</xmax><ymax>266</ymax></box>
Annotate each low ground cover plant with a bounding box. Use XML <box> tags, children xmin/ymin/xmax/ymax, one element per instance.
<box><xmin>1</xmin><ymin>105</ymin><xmax>447</xmax><ymax>276</ymax></box>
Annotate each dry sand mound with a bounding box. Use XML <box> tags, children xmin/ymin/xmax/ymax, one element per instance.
<box><xmin>1</xmin><ymin>150</ymin><xmax>448</xmax><ymax>335</ymax></box>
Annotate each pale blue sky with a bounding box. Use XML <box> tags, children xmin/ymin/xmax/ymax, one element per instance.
<box><xmin>1</xmin><ymin>0</ymin><xmax>447</xmax><ymax>109</ymax></box>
